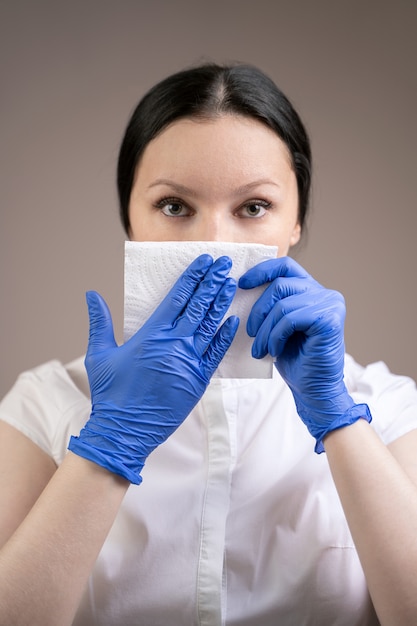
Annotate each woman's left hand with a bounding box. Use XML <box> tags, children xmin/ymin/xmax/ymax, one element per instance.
<box><xmin>239</xmin><ymin>257</ymin><xmax>371</xmax><ymax>451</ymax></box>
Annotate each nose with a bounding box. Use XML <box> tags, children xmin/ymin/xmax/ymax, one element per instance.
<box><xmin>192</xmin><ymin>211</ymin><xmax>236</xmax><ymax>242</ymax></box>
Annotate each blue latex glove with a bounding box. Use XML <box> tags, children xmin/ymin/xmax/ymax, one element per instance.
<box><xmin>69</xmin><ymin>254</ymin><xmax>239</xmax><ymax>483</ymax></box>
<box><xmin>239</xmin><ymin>257</ymin><xmax>371</xmax><ymax>453</ymax></box>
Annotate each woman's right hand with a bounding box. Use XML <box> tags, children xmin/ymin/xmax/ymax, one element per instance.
<box><xmin>69</xmin><ymin>254</ymin><xmax>239</xmax><ymax>483</ymax></box>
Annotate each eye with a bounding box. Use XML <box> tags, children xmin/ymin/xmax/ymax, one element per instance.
<box><xmin>155</xmin><ymin>197</ymin><xmax>192</xmax><ymax>217</ymax></box>
<box><xmin>238</xmin><ymin>200</ymin><xmax>271</xmax><ymax>218</ymax></box>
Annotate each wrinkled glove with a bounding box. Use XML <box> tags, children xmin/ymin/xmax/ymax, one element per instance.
<box><xmin>69</xmin><ymin>254</ymin><xmax>239</xmax><ymax>482</ymax></box>
<box><xmin>239</xmin><ymin>257</ymin><xmax>371</xmax><ymax>453</ymax></box>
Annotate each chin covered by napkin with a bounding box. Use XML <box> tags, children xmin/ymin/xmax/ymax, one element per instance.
<box><xmin>124</xmin><ymin>241</ymin><xmax>278</xmax><ymax>378</ymax></box>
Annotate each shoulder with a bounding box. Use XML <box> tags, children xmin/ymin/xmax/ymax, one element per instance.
<box><xmin>0</xmin><ymin>357</ymin><xmax>90</xmax><ymax>464</ymax></box>
<box><xmin>344</xmin><ymin>353</ymin><xmax>417</xmax><ymax>444</ymax></box>
<box><xmin>1</xmin><ymin>357</ymin><xmax>89</xmax><ymax>412</ymax></box>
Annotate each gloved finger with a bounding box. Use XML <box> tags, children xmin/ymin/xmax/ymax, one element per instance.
<box><xmin>194</xmin><ymin>277</ymin><xmax>237</xmax><ymax>354</ymax></box>
<box><xmin>270</xmin><ymin>305</ymin><xmax>346</xmax><ymax>359</ymax></box>
<box><xmin>252</xmin><ymin>295</ymin><xmax>345</xmax><ymax>359</ymax></box>
<box><xmin>201</xmin><ymin>315</ymin><xmax>240</xmax><ymax>377</ymax></box>
<box><xmin>150</xmin><ymin>254</ymin><xmax>214</xmax><ymax>326</ymax></box>
<box><xmin>239</xmin><ymin>256</ymin><xmax>311</xmax><ymax>290</ymax></box>
<box><xmin>246</xmin><ymin>277</ymin><xmax>311</xmax><ymax>337</ymax></box>
<box><xmin>251</xmin><ymin>302</ymin><xmax>318</xmax><ymax>359</ymax></box>
<box><xmin>85</xmin><ymin>291</ymin><xmax>117</xmax><ymax>355</ymax></box>
<box><xmin>176</xmin><ymin>256</ymin><xmax>233</xmax><ymax>333</ymax></box>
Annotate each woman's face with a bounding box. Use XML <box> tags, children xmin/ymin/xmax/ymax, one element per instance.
<box><xmin>128</xmin><ymin>115</ymin><xmax>301</xmax><ymax>255</ymax></box>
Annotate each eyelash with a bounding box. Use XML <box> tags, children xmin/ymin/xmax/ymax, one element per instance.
<box><xmin>154</xmin><ymin>196</ymin><xmax>273</xmax><ymax>218</ymax></box>
<box><xmin>241</xmin><ymin>199</ymin><xmax>272</xmax><ymax>217</ymax></box>
<box><xmin>154</xmin><ymin>197</ymin><xmax>192</xmax><ymax>216</ymax></box>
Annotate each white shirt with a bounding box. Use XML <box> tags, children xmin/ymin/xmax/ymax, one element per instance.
<box><xmin>1</xmin><ymin>354</ymin><xmax>417</xmax><ymax>625</ymax></box>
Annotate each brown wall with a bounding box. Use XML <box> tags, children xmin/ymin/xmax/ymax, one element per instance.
<box><xmin>1</xmin><ymin>0</ymin><xmax>416</xmax><ymax>397</ymax></box>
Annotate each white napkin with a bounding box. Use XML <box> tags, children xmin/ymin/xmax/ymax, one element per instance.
<box><xmin>124</xmin><ymin>241</ymin><xmax>278</xmax><ymax>378</ymax></box>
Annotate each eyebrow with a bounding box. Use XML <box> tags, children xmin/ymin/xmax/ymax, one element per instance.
<box><xmin>147</xmin><ymin>178</ymin><xmax>281</xmax><ymax>196</ymax></box>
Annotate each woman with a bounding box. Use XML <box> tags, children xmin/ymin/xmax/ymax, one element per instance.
<box><xmin>1</xmin><ymin>63</ymin><xmax>417</xmax><ymax>626</ymax></box>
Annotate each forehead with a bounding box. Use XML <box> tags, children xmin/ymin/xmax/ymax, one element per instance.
<box><xmin>137</xmin><ymin>115</ymin><xmax>294</xmax><ymax>183</ymax></box>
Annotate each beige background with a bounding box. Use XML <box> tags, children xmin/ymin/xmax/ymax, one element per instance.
<box><xmin>1</xmin><ymin>0</ymin><xmax>416</xmax><ymax>398</ymax></box>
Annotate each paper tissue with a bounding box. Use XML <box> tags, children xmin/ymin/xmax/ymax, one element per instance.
<box><xmin>124</xmin><ymin>241</ymin><xmax>278</xmax><ymax>378</ymax></box>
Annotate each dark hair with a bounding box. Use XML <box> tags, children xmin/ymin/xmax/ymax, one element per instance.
<box><xmin>117</xmin><ymin>63</ymin><xmax>312</xmax><ymax>234</ymax></box>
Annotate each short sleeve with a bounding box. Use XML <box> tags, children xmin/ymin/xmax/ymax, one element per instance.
<box><xmin>0</xmin><ymin>360</ymin><xmax>91</xmax><ymax>465</ymax></box>
<box><xmin>344</xmin><ymin>354</ymin><xmax>417</xmax><ymax>445</ymax></box>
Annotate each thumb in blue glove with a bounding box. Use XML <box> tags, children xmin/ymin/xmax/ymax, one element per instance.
<box><xmin>239</xmin><ymin>257</ymin><xmax>371</xmax><ymax>453</ymax></box>
<box><xmin>69</xmin><ymin>254</ymin><xmax>239</xmax><ymax>482</ymax></box>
